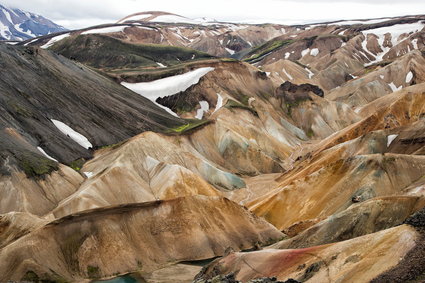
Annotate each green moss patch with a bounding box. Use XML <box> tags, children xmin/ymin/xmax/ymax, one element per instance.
<box><xmin>225</xmin><ymin>99</ymin><xmax>258</xmax><ymax>116</ymax></box>
<box><xmin>165</xmin><ymin>119</ymin><xmax>211</xmax><ymax>135</ymax></box>
<box><xmin>17</xmin><ymin>152</ymin><xmax>58</xmax><ymax>178</ymax></box>
<box><xmin>87</xmin><ymin>265</ymin><xmax>101</xmax><ymax>279</ymax></box>
<box><xmin>69</xmin><ymin>158</ymin><xmax>86</xmax><ymax>172</ymax></box>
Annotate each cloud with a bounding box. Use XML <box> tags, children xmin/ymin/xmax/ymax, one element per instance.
<box><xmin>1</xmin><ymin>0</ymin><xmax>424</xmax><ymax>29</ymax></box>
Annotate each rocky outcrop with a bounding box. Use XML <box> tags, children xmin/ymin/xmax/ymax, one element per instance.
<box><xmin>275</xmin><ymin>81</ymin><xmax>324</xmax><ymax>101</ymax></box>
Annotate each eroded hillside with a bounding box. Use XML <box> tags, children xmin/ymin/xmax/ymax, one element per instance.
<box><xmin>1</xmin><ymin>12</ymin><xmax>425</xmax><ymax>283</ymax></box>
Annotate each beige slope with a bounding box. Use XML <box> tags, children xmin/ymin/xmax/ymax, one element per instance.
<box><xmin>385</xmin><ymin>119</ymin><xmax>425</xmax><ymax>155</ymax></box>
<box><xmin>49</xmin><ymin>131</ymin><xmax>228</xmax><ymax>218</ymax></box>
<box><xmin>248</xmin><ymin>153</ymin><xmax>425</xmax><ymax>231</ymax></box>
<box><xmin>50</xmin><ymin>111</ymin><xmax>295</xmax><ymax>217</ymax></box>
<box><xmin>0</xmin><ymin>164</ymin><xmax>83</xmax><ymax>216</ymax></box>
<box><xmin>196</xmin><ymin>225</ymin><xmax>419</xmax><ymax>283</ymax></box>
<box><xmin>224</xmin><ymin>173</ymin><xmax>282</xmax><ymax>206</ymax></box>
<box><xmin>286</xmin><ymin>93</ymin><xmax>361</xmax><ymax>139</ymax></box>
<box><xmin>0</xmin><ymin>212</ymin><xmax>48</xmax><ymax>249</ymax></box>
<box><xmin>327</xmin><ymin>50</ymin><xmax>425</xmax><ymax>107</ymax></box>
<box><xmin>274</xmin><ymin>195</ymin><xmax>425</xmax><ymax>249</ymax></box>
<box><xmin>0</xmin><ymin>196</ymin><xmax>283</xmax><ymax>282</ymax></box>
<box><xmin>244</xmin><ymin>86</ymin><xmax>425</xmax><ymax>231</ymax></box>
<box><xmin>45</xmin><ymin>61</ymin><xmax>317</xmax><ymax>217</ymax></box>
<box><xmin>123</xmin><ymin>60</ymin><xmax>306</xmax><ymax>151</ymax></box>
<box><xmin>308</xmin><ymin>84</ymin><xmax>425</xmax><ymax>156</ymax></box>
<box><xmin>261</xmin><ymin>59</ymin><xmax>316</xmax><ymax>85</ymax></box>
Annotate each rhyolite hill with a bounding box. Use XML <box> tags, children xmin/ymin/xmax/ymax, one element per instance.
<box><xmin>1</xmin><ymin>10</ymin><xmax>425</xmax><ymax>283</ymax></box>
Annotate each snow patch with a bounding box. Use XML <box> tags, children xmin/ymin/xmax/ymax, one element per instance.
<box><xmin>14</xmin><ymin>23</ymin><xmax>35</xmax><ymax>37</ymax></box>
<box><xmin>40</xmin><ymin>33</ymin><xmax>70</xmax><ymax>49</ymax></box>
<box><xmin>362</xmin><ymin>22</ymin><xmax>424</xmax><ymax>66</ymax></box>
<box><xmin>2</xmin><ymin>9</ymin><xmax>13</xmax><ymax>23</ymax></box>
<box><xmin>51</xmin><ymin>119</ymin><xmax>92</xmax><ymax>149</ymax></box>
<box><xmin>82</xmin><ymin>26</ymin><xmax>129</xmax><ymax>35</ymax></box>
<box><xmin>336</xmin><ymin>18</ymin><xmax>392</xmax><ymax>26</ymax></box>
<box><xmin>362</xmin><ymin>21</ymin><xmax>425</xmax><ymax>67</ymax></box>
<box><xmin>225</xmin><ymin>47</ymin><xmax>235</xmax><ymax>55</ymax></box>
<box><xmin>380</xmin><ymin>75</ymin><xmax>385</xmax><ymax>79</ymax></box>
<box><xmin>387</xmin><ymin>134</ymin><xmax>398</xmax><ymax>147</ymax></box>
<box><xmin>310</xmin><ymin>48</ymin><xmax>319</xmax><ymax>56</ymax></box>
<box><xmin>301</xmin><ymin>48</ymin><xmax>310</xmax><ymax>57</ymax></box>
<box><xmin>411</xmin><ymin>39</ymin><xmax>418</xmax><ymax>50</ymax></box>
<box><xmin>363</xmin><ymin>22</ymin><xmax>424</xmax><ymax>46</ymax></box>
<box><xmin>83</xmin><ymin>172</ymin><xmax>94</xmax><ymax>178</ymax></box>
<box><xmin>23</xmin><ymin>38</ymin><xmax>38</xmax><ymax>46</ymax></box>
<box><xmin>121</xmin><ymin>67</ymin><xmax>214</xmax><ymax>117</ymax></box>
<box><xmin>282</xmin><ymin>68</ymin><xmax>293</xmax><ymax>80</ymax></box>
<box><xmin>156</xmin><ymin>62</ymin><xmax>166</xmax><ymax>68</ymax></box>
<box><xmin>405</xmin><ymin>71</ymin><xmax>413</xmax><ymax>83</ymax></box>
<box><xmin>37</xmin><ymin>147</ymin><xmax>58</xmax><ymax>162</ymax></box>
<box><xmin>285</xmin><ymin>52</ymin><xmax>290</xmax><ymax>59</ymax></box>
<box><xmin>195</xmin><ymin>101</ymin><xmax>209</xmax><ymax>119</ymax></box>
<box><xmin>388</xmin><ymin>82</ymin><xmax>402</xmax><ymax>92</ymax></box>
<box><xmin>354</xmin><ymin>107</ymin><xmax>362</xmax><ymax>114</ymax></box>
<box><xmin>0</xmin><ymin>20</ymin><xmax>11</xmax><ymax>39</ymax></box>
<box><xmin>213</xmin><ymin>93</ymin><xmax>223</xmax><ymax>114</ymax></box>
<box><xmin>305</xmin><ymin>68</ymin><xmax>314</xmax><ymax>79</ymax></box>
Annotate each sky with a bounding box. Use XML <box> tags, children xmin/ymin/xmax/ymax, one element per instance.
<box><xmin>2</xmin><ymin>0</ymin><xmax>425</xmax><ymax>29</ymax></box>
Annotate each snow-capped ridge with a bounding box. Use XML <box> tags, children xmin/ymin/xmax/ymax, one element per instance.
<box><xmin>0</xmin><ymin>4</ymin><xmax>66</xmax><ymax>41</ymax></box>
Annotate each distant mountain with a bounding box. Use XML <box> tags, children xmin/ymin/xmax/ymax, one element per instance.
<box><xmin>117</xmin><ymin>11</ymin><xmax>214</xmax><ymax>25</ymax></box>
<box><xmin>0</xmin><ymin>3</ymin><xmax>66</xmax><ymax>41</ymax></box>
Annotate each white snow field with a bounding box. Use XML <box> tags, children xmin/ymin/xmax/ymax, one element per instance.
<box><xmin>51</xmin><ymin>119</ymin><xmax>93</xmax><ymax>149</ymax></box>
<box><xmin>40</xmin><ymin>33</ymin><xmax>70</xmax><ymax>49</ymax></box>
<box><xmin>81</xmin><ymin>25</ymin><xmax>130</xmax><ymax>35</ymax></box>
<box><xmin>121</xmin><ymin>67</ymin><xmax>214</xmax><ymax>117</ymax></box>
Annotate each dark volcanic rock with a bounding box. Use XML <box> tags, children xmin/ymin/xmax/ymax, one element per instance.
<box><xmin>370</xmin><ymin>230</ymin><xmax>425</xmax><ymax>283</ymax></box>
<box><xmin>156</xmin><ymin>83</ymin><xmax>210</xmax><ymax>114</ymax></box>
<box><xmin>0</xmin><ymin>44</ymin><xmax>185</xmax><ymax>175</ymax></box>
<box><xmin>370</xmin><ymin>209</ymin><xmax>425</xmax><ymax>283</ymax></box>
<box><xmin>405</xmin><ymin>207</ymin><xmax>425</xmax><ymax>227</ymax></box>
<box><xmin>275</xmin><ymin>81</ymin><xmax>324</xmax><ymax>104</ymax></box>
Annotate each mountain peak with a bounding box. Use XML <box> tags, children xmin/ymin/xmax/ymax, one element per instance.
<box><xmin>0</xmin><ymin>3</ymin><xmax>66</xmax><ymax>41</ymax></box>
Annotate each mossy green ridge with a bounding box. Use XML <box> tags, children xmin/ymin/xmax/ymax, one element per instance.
<box><xmin>243</xmin><ymin>39</ymin><xmax>294</xmax><ymax>63</ymax></box>
<box><xmin>166</xmin><ymin>119</ymin><xmax>211</xmax><ymax>134</ymax></box>
<box><xmin>51</xmin><ymin>34</ymin><xmax>214</xmax><ymax>70</ymax></box>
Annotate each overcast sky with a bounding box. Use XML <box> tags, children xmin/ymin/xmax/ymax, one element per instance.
<box><xmin>2</xmin><ymin>0</ymin><xmax>425</xmax><ymax>29</ymax></box>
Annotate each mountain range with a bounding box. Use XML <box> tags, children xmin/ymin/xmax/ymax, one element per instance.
<box><xmin>0</xmin><ymin>8</ymin><xmax>425</xmax><ymax>283</ymax></box>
